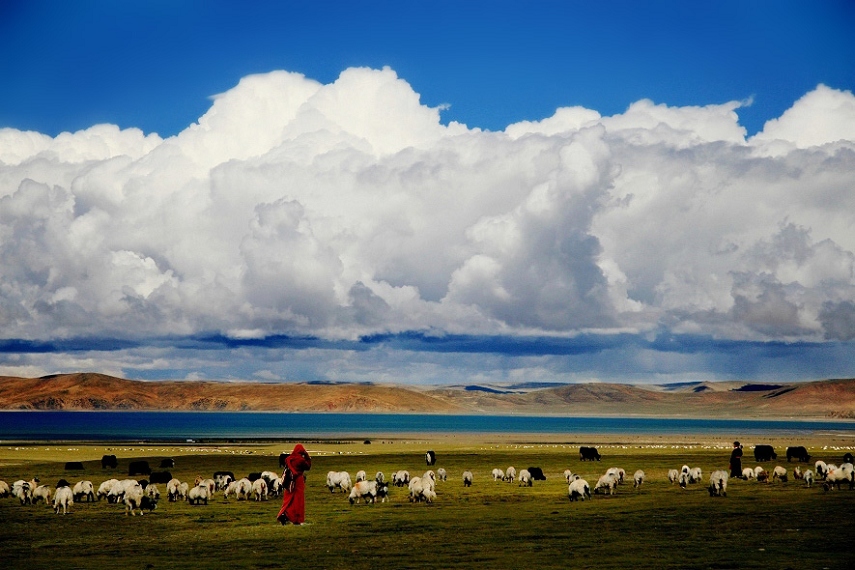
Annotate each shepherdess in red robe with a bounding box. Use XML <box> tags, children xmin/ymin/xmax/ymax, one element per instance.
<box><xmin>277</xmin><ymin>443</ymin><xmax>312</xmax><ymax>524</ymax></box>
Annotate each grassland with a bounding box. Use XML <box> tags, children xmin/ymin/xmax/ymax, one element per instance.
<box><xmin>1</xmin><ymin>435</ymin><xmax>853</xmax><ymax>569</ymax></box>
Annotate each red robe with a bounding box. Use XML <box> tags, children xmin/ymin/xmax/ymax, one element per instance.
<box><xmin>277</xmin><ymin>444</ymin><xmax>312</xmax><ymax>524</ymax></box>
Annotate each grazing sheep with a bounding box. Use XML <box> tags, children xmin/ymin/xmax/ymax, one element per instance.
<box><xmin>177</xmin><ymin>482</ymin><xmax>189</xmax><ymax>501</ymax></box>
<box><xmin>144</xmin><ymin>483</ymin><xmax>160</xmax><ymax>501</ymax></box>
<box><xmin>107</xmin><ymin>479</ymin><xmax>141</xmax><ymax>503</ymax></box>
<box><xmin>0</xmin><ymin>480</ymin><xmax>9</xmax><ymax>498</ymax></box>
<box><xmin>437</xmin><ymin>468</ymin><xmax>448</xmax><ymax>482</ymax></box>
<box><xmin>492</xmin><ymin>468</ymin><xmax>505</xmax><ymax>482</ymax></box>
<box><xmin>12</xmin><ymin>479</ymin><xmax>37</xmax><ymax>505</ymax></box>
<box><xmin>678</xmin><ymin>472</ymin><xmax>690</xmax><ymax>489</ymax></box>
<box><xmin>607</xmin><ymin>467</ymin><xmax>626</xmax><ymax>484</ymax></box>
<box><xmin>53</xmin><ymin>485</ymin><xmax>73</xmax><ymax>514</ymax></box>
<box><xmin>349</xmin><ymin>480</ymin><xmax>384</xmax><ymax>505</ymax></box>
<box><xmin>823</xmin><ymin>463</ymin><xmax>854</xmax><ymax>491</ymax></box>
<box><xmin>803</xmin><ymin>469</ymin><xmax>815</xmax><ymax>487</ymax></box>
<box><xmin>326</xmin><ymin>471</ymin><xmax>353</xmax><ymax>493</ymax></box>
<box><xmin>408</xmin><ymin>476</ymin><xmax>424</xmax><ymax>502</ymax></box>
<box><xmin>688</xmin><ymin>467</ymin><xmax>703</xmax><ymax>484</ymax></box>
<box><xmin>251</xmin><ymin>478</ymin><xmax>268</xmax><ymax>501</ymax></box>
<box><xmin>741</xmin><ymin>468</ymin><xmax>755</xmax><ymax>480</ymax></box>
<box><xmin>73</xmin><ymin>480</ymin><xmax>95</xmax><ymax>502</ymax></box>
<box><xmin>32</xmin><ymin>484</ymin><xmax>52</xmax><ymax>505</ymax></box>
<box><xmin>166</xmin><ymin>478</ymin><xmax>182</xmax><ymax>502</ymax></box>
<box><xmin>564</xmin><ymin>469</ymin><xmax>577</xmax><ymax>484</ymax></box>
<box><xmin>793</xmin><ymin>466</ymin><xmax>803</xmax><ymax>480</ymax></box>
<box><xmin>124</xmin><ymin>485</ymin><xmax>157</xmax><ymax>515</ymax></box>
<box><xmin>462</xmin><ymin>470</ymin><xmax>473</xmax><ymax>487</ymax></box>
<box><xmin>213</xmin><ymin>471</ymin><xmax>235</xmax><ymax>491</ymax></box>
<box><xmin>772</xmin><ymin>466</ymin><xmax>788</xmax><ymax>482</ymax></box>
<box><xmin>375</xmin><ymin>472</ymin><xmax>385</xmax><ymax>484</ymax></box>
<box><xmin>568</xmin><ymin>478</ymin><xmax>591</xmax><ymax>501</ymax></box>
<box><xmin>754</xmin><ymin>466</ymin><xmax>769</xmax><ymax>483</ymax></box>
<box><xmin>188</xmin><ymin>484</ymin><xmax>211</xmax><ymax>505</ymax></box>
<box><xmin>504</xmin><ymin>466</ymin><xmax>516</xmax><ymax>483</ymax></box>
<box><xmin>97</xmin><ymin>479</ymin><xmax>119</xmax><ymax>501</ymax></box>
<box><xmin>594</xmin><ymin>473</ymin><xmax>618</xmax><ymax>495</ymax></box>
<box><xmin>355</xmin><ymin>470</ymin><xmax>367</xmax><ymax>482</ymax></box>
<box><xmin>392</xmin><ymin>471</ymin><xmax>410</xmax><ymax>487</ymax></box>
<box><xmin>518</xmin><ymin>469</ymin><xmax>533</xmax><ymax>487</ymax></box>
<box><xmin>421</xmin><ymin>488</ymin><xmax>436</xmax><ymax>504</ymax></box>
<box><xmin>421</xmin><ymin>471</ymin><xmax>437</xmax><ymax>492</ymax></box>
<box><xmin>815</xmin><ymin>460</ymin><xmax>828</xmax><ymax>479</ymax></box>
<box><xmin>667</xmin><ymin>469</ymin><xmax>679</xmax><ymax>484</ymax></box>
<box><xmin>708</xmin><ymin>470</ymin><xmax>728</xmax><ymax>497</ymax></box>
<box><xmin>633</xmin><ymin>470</ymin><xmax>645</xmax><ymax>488</ymax></box>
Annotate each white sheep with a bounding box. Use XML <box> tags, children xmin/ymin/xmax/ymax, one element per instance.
<box><xmin>568</xmin><ymin>478</ymin><xmax>591</xmax><ymax>501</ymax></box>
<box><xmin>688</xmin><ymin>467</ymin><xmax>703</xmax><ymax>484</ymax></box>
<box><xmin>355</xmin><ymin>470</ymin><xmax>367</xmax><ymax>482</ymax></box>
<box><xmin>124</xmin><ymin>484</ymin><xmax>157</xmax><ymax>515</ymax></box>
<box><xmin>518</xmin><ymin>469</ymin><xmax>532</xmax><ymax>487</ymax></box>
<box><xmin>177</xmin><ymin>482</ymin><xmax>189</xmax><ymax>501</ymax></box>
<box><xmin>823</xmin><ymin>463</ymin><xmax>854</xmax><ymax>491</ymax></box>
<box><xmin>73</xmin><ymin>480</ymin><xmax>95</xmax><ymax>502</ymax></box>
<box><xmin>107</xmin><ymin>479</ymin><xmax>140</xmax><ymax>503</ymax></box>
<box><xmin>815</xmin><ymin>460</ymin><xmax>828</xmax><ymax>479</ymax></box>
<box><xmin>437</xmin><ymin>468</ymin><xmax>447</xmax><ymax>481</ymax></box>
<box><xmin>564</xmin><ymin>469</ymin><xmax>576</xmax><ymax>483</ymax></box>
<box><xmin>12</xmin><ymin>480</ymin><xmax>35</xmax><ymax>505</ymax></box>
<box><xmin>633</xmin><ymin>470</ymin><xmax>645</xmax><ymax>488</ymax></box>
<box><xmin>754</xmin><ymin>466</ymin><xmax>769</xmax><ymax>483</ymax></box>
<box><xmin>188</xmin><ymin>484</ymin><xmax>211</xmax><ymax>505</ymax></box>
<box><xmin>741</xmin><ymin>468</ymin><xmax>755</xmax><ymax>480</ymax></box>
<box><xmin>166</xmin><ymin>478</ymin><xmax>182</xmax><ymax>501</ymax></box>
<box><xmin>803</xmin><ymin>469</ymin><xmax>814</xmax><ymax>487</ymax></box>
<box><xmin>251</xmin><ymin>478</ymin><xmax>268</xmax><ymax>501</ymax></box>
<box><xmin>594</xmin><ymin>473</ymin><xmax>618</xmax><ymax>495</ymax></box>
<box><xmin>667</xmin><ymin>469</ymin><xmax>679</xmax><ymax>484</ymax></box>
<box><xmin>493</xmin><ymin>468</ymin><xmax>505</xmax><ymax>481</ymax></box>
<box><xmin>392</xmin><ymin>471</ymin><xmax>409</xmax><ymax>487</ymax></box>
<box><xmin>326</xmin><ymin>471</ymin><xmax>352</xmax><ymax>493</ymax></box>
<box><xmin>421</xmin><ymin>470</ymin><xmax>437</xmax><ymax>493</ymax></box>
<box><xmin>32</xmin><ymin>484</ymin><xmax>52</xmax><ymax>505</ymax></box>
<box><xmin>0</xmin><ymin>480</ymin><xmax>9</xmax><ymax>498</ymax></box>
<box><xmin>375</xmin><ymin>471</ymin><xmax>385</xmax><ymax>484</ymax></box>
<box><xmin>408</xmin><ymin>476</ymin><xmax>424</xmax><ymax>502</ymax></box>
<box><xmin>421</xmin><ymin>488</ymin><xmax>436</xmax><ymax>504</ymax></box>
<box><xmin>607</xmin><ymin>467</ymin><xmax>626</xmax><ymax>484</ymax></box>
<box><xmin>772</xmin><ymin>466</ymin><xmax>788</xmax><ymax>482</ymax></box>
<box><xmin>349</xmin><ymin>480</ymin><xmax>380</xmax><ymax>504</ymax></box>
<box><xmin>97</xmin><ymin>479</ymin><xmax>119</xmax><ymax>501</ymax></box>
<box><xmin>708</xmin><ymin>470</ymin><xmax>728</xmax><ymax>497</ymax></box>
<box><xmin>504</xmin><ymin>466</ymin><xmax>516</xmax><ymax>483</ymax></box>
<box><xmin>145</xmin><ymin>483</ymin><xmax>160</xmax><ymax>501</ymax></box>
<box><xmin>53</xmin><ymin>485</ymin><xmax>73</xmax><ymax>514</ymax></box>
<box><xmin>462</xmin><ymin>470</ymin><xmax>473</xmax><ymax>487</ymax></box>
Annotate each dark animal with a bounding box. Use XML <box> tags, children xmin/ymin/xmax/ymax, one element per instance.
<box><xmin>527</xmin><ymin>467</ymin><xmax>547</xmax><ymax>481</ymax></box>
<box><xmin>128</xmin><ymin>460</ymin><xmax>151</xmax><ymax>476</ymax></box>
<box><xmin>64</xmin><ymin>461</ymin><xmax>84</xmax><ymax>470</ymax></box>
<box><xmin>754</xmin><ymin>445</ymin><xmax>777</xmax><ymax>462</ymax></box>
<box><xmin>159</xmin><ymin>458</ymin><xmax>175</xmax><ymax>468</ymax></box>
<box><xmin>149</xmin><ymin>471</ymin><xmax>173</xmax><ymax>484</ymax></box>
<box><xmin>137</xmin><ymin>479</ymin><xmax>149</xmax><ymax>489</ymax></box>
<box><xmin>248</xmin><ymin>472</ymin><xmax>262</xmax><ymax>482</ymax></box>
<box><xmin>426</xmin><ymin>450</ymin><xmax>436</xmax><ymax>466</ymax></box>
<box><xmin>786</xmin><ymin>446</ymin><xmax>811</xmax><ymax>463</ymax></box>
<box><xmin>56</xmin><ymin>478</ymin><xmax>71</xmax><ymax>489</ymax></box>
<box><xmin>279</xmin><ymin>453</ymin><xmax>288</xmax><ymax>468</ymax></box>
<box><xmin>579</xmin><ymin>446</ymin><xmax>601</xmax><ymax>461</ymax></box>
<box><xmin>101</xmin><ymin>454</ymin><xmax>118</xmax><ymax>469</ymax></box>
<box><xmin>844</xmin><ymin>452</ymin><xmax>854</xmax><ymax>464</ymax></box>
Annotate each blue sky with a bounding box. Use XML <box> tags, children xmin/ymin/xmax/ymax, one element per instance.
<box><xmin>1</xmin><ymin>1</ymin><xmax>855</xmax><ymax>384</ymax></box>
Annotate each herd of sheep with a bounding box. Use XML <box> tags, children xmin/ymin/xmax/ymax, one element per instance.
<box><xmin>2</xmin><ymin>447</ymin><xmax>853</xmax><ymax>516</ymax></box>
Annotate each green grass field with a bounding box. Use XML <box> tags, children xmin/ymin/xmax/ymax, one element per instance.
<box><xmin>1</xmin><ymin>438</ymin><xmax>852</xmax><ymax>569</ymax></box>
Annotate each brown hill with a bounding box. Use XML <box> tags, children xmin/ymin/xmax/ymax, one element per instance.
<box><xmin>0</xmin><ymin>373</ymin><xmax>853</xmax><ymax>419</ymax></box>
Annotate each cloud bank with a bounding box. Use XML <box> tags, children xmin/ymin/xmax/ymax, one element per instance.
<box><xmin>2</xmin><ymin>67</ymin><xmax>854</xmax><ymax>382</ymax></box>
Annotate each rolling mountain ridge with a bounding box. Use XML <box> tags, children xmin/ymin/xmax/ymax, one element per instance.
<box><xmin>0</xmin><ymin>373</ymin><xmax>853</xmax><ymax>419</ymax></box>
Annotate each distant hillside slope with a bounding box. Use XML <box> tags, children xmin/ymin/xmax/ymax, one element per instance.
<box><xmin>0</xmin><ymin>373</ymin><xmax>853</xmax><ymax>419</ymax></box>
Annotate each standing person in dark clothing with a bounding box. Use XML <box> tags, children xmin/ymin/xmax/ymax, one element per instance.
<box><xmin>277</xmin><ymin>443</ymin><xmax>312</xmax><ymax>525</ymax></box>
<box><xmin>729</xmin><ymin>441</ymin><xmax>743</xmax><ymax>479</ymax></box>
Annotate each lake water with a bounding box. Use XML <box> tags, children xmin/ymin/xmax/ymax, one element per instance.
<box><xmin>1</xmin><ymin>411</ymin><xmax>853</xmax><ymax>441</ymax></box>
